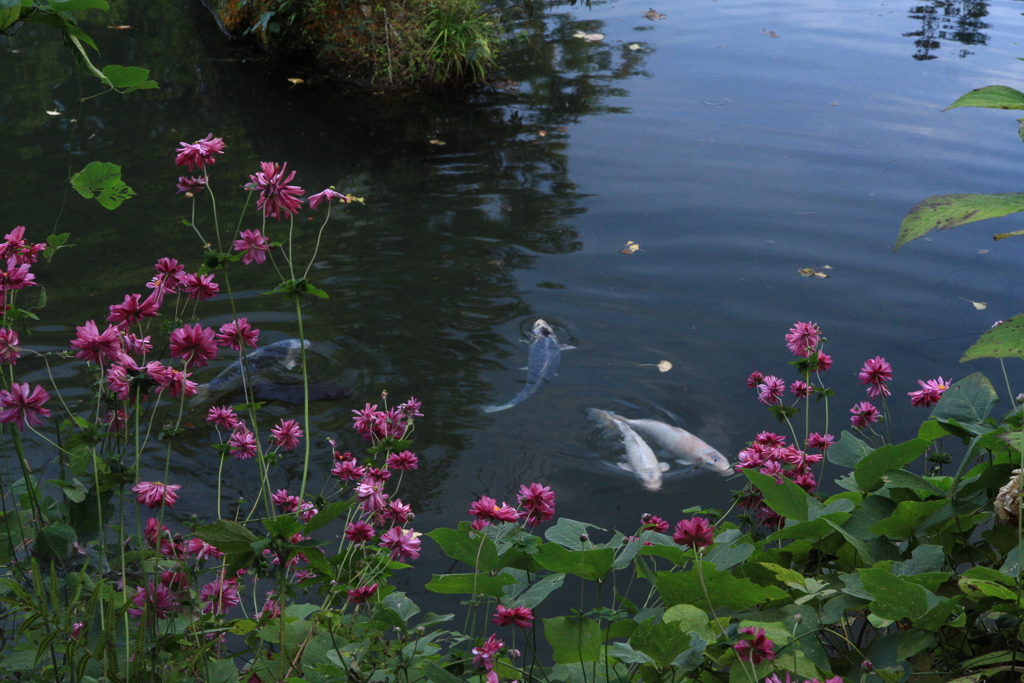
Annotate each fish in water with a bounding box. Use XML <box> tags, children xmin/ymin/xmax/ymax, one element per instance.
<box><xmin>599</xmin><ymin>411</ymin><xmax>732</xmax><ymax>476</ymax></box>
<box><xmin>588</xmin><ymin>408</ymin><xmax>669</xmax><ymax>491</ymax></box>
<box><xmin>189</xmin><ymin>339</ymin><xmax>309</xmax><ymax>407</ymax></box>
<box><xmin>245</xmin><ymin>381</ymin><xmax>351</xmax><ymax>405</ymax></box>
<box><xmin>483</xmin><ymin>319</ymin><xmax>574</xmax><ymax>413</ymax></box>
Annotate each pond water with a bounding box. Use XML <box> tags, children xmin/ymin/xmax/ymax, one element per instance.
<box><xmin>3</xmin><ymin>0</ymin><xmax>1024</xmax><ymax>592</ymax></box>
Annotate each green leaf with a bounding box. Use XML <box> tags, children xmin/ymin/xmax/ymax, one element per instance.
<box><xmin>608</xmin><ymin>642</ymin><xmax>654</xmax><ymax>665</ymax></box>
<box><xmin>195</xmin><ymin>519</ymin><xmax>259</xmax><ymax>554</ymax></box>
<box><xmin>264</xmin><ymin>515</ymin><xmax>303</xmax><ymax>539</ymax></box>
<box><xmin>869</xmin><ymin>500</ymin><xmax>949</xmax><ymax>539</ymax></box>
<box><xmin>545</xmin><ymin>518</ymin><xmax>601</xmax><ymax>550</ymax></box>
<box><xmin>825</xmin><ymin>518</ymin><xmax>876</xmax><ymax>565</ymax></box>
<box><xmin>427</xmin><ymin>527</ymin><xmax>498</xmax><ymax>572</ymax></box>
<box><xmin>0</xmin><ymin>5</ymin><xmax>20</xmax><ymax>31</ymax></box>
<box><xmin>918</xmin><ymin>420</ymin><xmax>949</xmax><ymax>441</ymax></box>
<box><xmin>884</xmin><ymin>470</ymin><xmax>947</xmax><ymax>498</ymax></box>
<box><xmin>34</xmin><ymin>524</ymin><xmax>76</xmax><ymax>561</ymax></box>
<box><xmin>663</xmin><ymin>604</ymin><xmax>716</xmax><ymax>642</ymax></box>
<box><xmin>947</xmin><ymin>85</ymin><xmax>1024</xmax><ymax>111</ymax></box>
<box><xmin>424</xmin><ymin>573</ymin><xmax>517</xmax><ymax>598</ymax></box>
<box><xmin>69</xmin><ymin>161</ymin><xmax>136</xmax><ymax>210</ymax></box>
<box><xmin>743</xmin><ymin>470</ymin><xmax>810</xmax><ymax>521</ymax></box>
<box><xmin>543</xmin><ymin>616</ymin><xmax>603</xmax><ymax>663</ymax></box>
<box><xmin>859</xmin><ymin>568</ymin><xmax>929</xmax><ymax>620</ymax></box>
<box><xmin>897</xmin><ymin>193</ymin><xmax>1024</xmax><ymax>249</ymax></box>
<box><xmin>535</xmin><ymin>543</ymin><xmax>614</xmax><ymax>580</ymax></box>
<box><xmin>704</xmin><ymin>536</ymin><xmax>754</xmax><ymax>570</ymax></box>
<box><xmin>515</xmin><ymin>572</ymin><xmax>565</xmax><ymax>609</ymax></box>
<box><xmin>767</xmin><ymin>513</ymin><xmax>850</xmax><ymax>542</ymax></box>
<box><xmin>655</xmin><ymin>563</ymin><xmax>788</xmax><ymax>610</ymax></box>
<box><xmin>853</xmin><ymin>438</ymin><xmax>930</xmax><ymax>492</ymax></box>
<box><xmin>893</xmin><ymin>545</ymin><xmax>945</xmax><ymax>575</ymax></box>
<box><xmin>958</xmin><ymin>576</ymin><xmax>1016</xmax><ymax>601</ymax></box>
<box><xmin>99</xmin><ymin>65</ymin><xmax>155</xmax><ymax>90</ymax></box>
<box><xmin>302</xmin><ymin>499</ymin><xmax>350</xmax><ymax>534</ymax></box>
<box><xmin>629</xmin><ymin>620</ymin><xmax>692</xmax><ymax>669</ymax></box>
<box><xmin>423</xmin><ymin>663</ymin><xmax>464</xmax><ymax>683</ymax></box>
<box><xmin>49</xmin><ymin>0</ymin><xmax>110</xmax><ymax>11</ymax></box>
<box><xmin>961</xmin><ymin>315</ymin><xmax>1024</xmax><ymax>362</ymax></box>
<box><xmin>828</xmin><ymin>430</ymin><xmax>873</xmax><ymax>468</ymax></box>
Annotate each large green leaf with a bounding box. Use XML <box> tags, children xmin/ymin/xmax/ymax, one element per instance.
<box><xmin>961</xmin><ymin>315</ymin><xmax>1024</xmax><ymax>362</ymax></box>
<box><xmin>545</xmin><ymin>518</ymin><xmax>602</xmax><ymax>550</ymax></box>
<box><xmin>195</xmin><ymin>519</ymin><xmax>259</xmax><ymax>553</ymax></box>
<box><xmin>100</xmin><ymin>64</ymin><xmax>158</xmax><ymax>91</ymax></box>
<box><xmin>853</xmin><ymin>438</ymin><xmax>930</xmax><ymax>492</ymax></box>
<box><xmin>629</xmin><ymin>620</ymin><xmax>693</xmax><ymax>669</ymax></box>
<box><xmin>896</xmin><ymin>193</ymin><xmax>1024</xmax><ymax>249</ymax></box>
<box><xmin>859</xmin><ymin>568</ymin><xmax>929</xmax><ymax>621</ymax></box>
<box><xmin>931</xmin><ymin>373</ymin><xmax>998</xmax><ymax>431</ymax></box>
<box><xmin>514</xmin><ymin>572</ymin><xmax>565</xmax><ymax>609</ymax></box>
<box><xmin>744</xmin><ymin>470</ymin><xmax>810</xmax><ymax>522</ymax></box>
<box><xmin>655</xmin><ymin>564</ymin><xmax>788</xmax><ymax>610</ymax></box>
<box><xmin>535</xmin><ymin>543</ymin><xmax>614</xmax><ymax>580</ymax></box>
<box><xmin>69</xmin><ymin>161</ymin><xmax>135</xmax><ymax>209</ymax></box>
<box><xmin>427</xmin><ymin>527</ymin><xmax>498</xmax><ymax>572</ymax></box>
<box><xmin>424</xmin><ymin>573</ymin><xmax>516</xmax><ymax>599</ymax></box>
<box><xmin>828</xmin><ymin>430</ymin><xmax>873</xmax><ymax>468</ymax></box>
<box><xmin>946</xmin><ymin>85</ymin><xmax>1024</xmax><ymax>111</ymax></box>
<box><xmin>869</xmin><ymin>500</ymin><xmax>949</xmax><ymax>539</ymax></box>
<box><xmin>543</xmin><ymin>616</ymin><xmax>603</xmax><ymax>663</ymax></box>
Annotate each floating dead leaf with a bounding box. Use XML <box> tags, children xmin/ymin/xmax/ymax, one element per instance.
<box><xmin>640</xmin><ymin>360</ymin><xmax>673</xmax><ymax>372</ymax></box>
<box><xmin>797</xmin><ymin>267</ymin><xmax>829</xmax><ymax>278</ymax></box>
<box><xmin>428</xmin><ymin>139</ymin><xmax>446</xmax><ymax>145</ymax></box>
<box><xmin>287</xmin><ymin>77</ymin><xmax>304</xmax><ymax>85</ymax></box>
<box><xmin>106</xmin><ymin>24</ymin><xmax>132</xmax><ymax>29</ymax></box>
<box><xmin>45</xmin><ymin>109</ymin><xmax>61</xmax><ymax>116</ymax></box>
<box><xmin>958</xmin><ymin>297</ymin><xmax>987</xmax><ymax>310</ymax></box>
<box><xmin>978</xmin><ymin>249</ymin><xmax>990</xmax><ymax>255</ymax></box>
<box><xmin>643</xmin><ymin>8</ymin><xmax>666</xmax><ymax>20</ymax></box>
<box><xmin>759</xmin><ymin>28</ymin><xmax>780</xmax><ymax>38</ymax></box>
<box><xmin>620</xmin><ymin>240</ymin><xmax>641</xmax><ymax>255</ymax></box>
<box><xmin>822</xmin><ymin>265</ymin><xmax>833</xmax><ymax>270</ymax></box>
<box><xmin>538</xmin><ymin>130</ymin><xmax>547</xmax><ymax>137</ymax></box>
<box><xmin>627</xmin><ymin>43</ymin><xmax>642</xmax><ymax>50</ymax></box>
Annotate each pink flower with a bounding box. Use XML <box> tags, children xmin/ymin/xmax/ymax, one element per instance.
<box><xmin>182</xmin><ymin>272</ymin><xmax>219</xmax><ymax>300</ymax></box>
<box><xmin>165</xmin><ymin>368</ymin><xmax>197</xmax><ymax>398</ymax></box>
<box><xmin>347</xmin><ymin>583</ymin><xmax>379</xmax><ymax>603</ymax></box>
<box><xmin>272</xmin><ymin>489</ymin><xmax>301</xmax><ymax>513</ymax></box>
<box><xmin>120</xmin><ymin>332</ymin><xmax>152</xmax><ymax>357</ymax></box>
<box><xmin>233</xmin><ymin>229</ymin><xmax>271</xmax><ymax>265</ymax></box>
<box><xmin>185</xmin><ymin>538</ymin><xmax>223</xmax><ymax>561</ymax></box>
<box><xmin>298</xmin><ymin>502</ymin><xmax>318</xmax><ymax>522</ymax></box>
<box><xmin>70</xmin><ymin>622</ymin><xmax>83</xmax><ymax>640</ymax></box>
<box><xmin>806</xmin><ymin>432</ymin><xmax>834</xmax><ymax>451</ymax></box>
<box><xmin>789</xmin><ymin>380</ymin><xmax>812</xmax><ymax>398</ymax></box>
<box><xmin>850</xmin><ymin>401</ymin><xmax>880</xmax><ymax>429</ymax></box>
<box><xmin>673</xmin><ymin>517</ymin><xmax>714</xmax><ymax>548</ymax></box>
<box><xmin>641</xmin><ymin>514</ymin><xmax>669</xmax><ymax>532</ymax></box>
<box><xmin>308</xmin><ymin>188</ymin><xmax>349</xmax><ymax>209</ymax></box>
<box><xmin>152</xmin><ymin>258</ymin><xmax>186</xmax><ymax>292</ymax></box>
<box><xmin>270</xmin><ymin>419</ymin><xmax>303</xmax><ymax>451</ymax></box>
<box><xmin>756</xmin><ymin>376</ymin><xmax>785</xmax><ymax>405</ymax></box>
<box><xmin>517</xmin><ymin>482</ymin><xmax>555</xmax><ymax>526</ymax></box>
<box><xmin>105</xmin><ymin>408</ymin><xmax>127</xmax><ymax>432</ymax></box>
<box><xmin>379</xmin><ymin>526</ymin><xmax>421</xmax><ymax>561</ymax></box>
<box><xmin>0</xmin><ymin>226</ymin><xmax>46</xmax><ymax>265</ymax></box>
<box><xmin>176</xmin><ymin>175</ymin><xmax>208</xmax><ymax>194</ymax></box>
<box><xmin>356</xmin><ymin>482</ymin><xmax>389</xmax><ymax>512</ymax></box>
<box><xmin>493</xmin><ymin>605</ymin><xmax>534</xmax><ymax>628</ymax></box>
<box><xmin>859</xmin><ymin>356</ymin><xmax>892</xmax><ymax>398</ymax></box>
<box><xmin>383</xmin><ymin>499</ymin><xmax>412</xmax><ymax>525</ymax></box>
<box><xmin>199</xmin><ymin>577</ymin><xmax>240</xmax><ymax>614</ymax></box>
<box><xmin>0</xmin><ymin>261</ymin><xmax>36</xmax><ymax>291</ymax></box>
<box><xmin>386</xmin><ymin>450</ymin><xmax>419</xmax><ymax>470</ymax></box>
<box><xmin>746</xmin><ymin>371</ymin><xmax>764</xmax><ymax>389</ymax></box>
<box><xmin>128</xmin><ymin>582</ymin><xmax>177</xmax><ymax>620</ymax></box>
<box><xmin>71</xmin><ymin>320</ymin><xmax>122</xmax><ymax>363</ymax></box>
<box><xmin>399</xmin><ymin>396</ymin><xmax>424</xmax><ymax>417</ymax></box>
<box><xmin>174</xmin><ymin>134</ymin><xmax>225</xmax><ymax>171</ymax></box>
<box><xmin>0</xmin><ymin>383</ymin><xmax>50</xmax><ymax>430</ymax></box>
<box><xmin>469</xmin><ymin>496</ymin><xmax>521</xmax><ymax>524</ymax></box>
<box><xmin>0</xmin><ymin>328</ymin><xmax>20</xmax><ymax>364</ymax></box>
<box><xmin>345</xmin><ymin>521</ymin><xmax>375</xmax><ymax>544</ymax></box>
<box><xmin>132</xmin><ymin>481</ymin><xmax>181</xmax><ymax>509</ymax></box>
<box><xmin>248</xmin><ymin>161</ymin><xmax>305</xmax><ymax>220</ymax></box>
<box><xmin>206</xmin><ymin>405</ymin><xmax>239</xmax><ymax>429</ymax></box>
<box><xmin>733</xmin><ymin>627</ymin><xmax>774</xmax><ymax>664</ymax></box>
<box><xmin>472</xmin><ymin>634</ymin><xmax>504</xmax><ymax>670</ymax></box>
<box><xmin>815</xmin><ymin>352</ymin><xmax>833</xmax><ymax>371</ymax></box>
<box><xmin>216</xmin><ymin>318</ymin><xmax>259</xmax><ymax>350</ymax></box>
<box><xmin>785</xmin><ymin>321</ymin><xmax>820</xmax><ymax>357</ymax></box>
<box><xmin>755</xmin><ymin>432</ymin><xmax>786</xmax><ymax>447</ymax></box>
<box><xmin>909</xmin><ymin>377</ymin><xmax>950</xmax><ymax>408</ymax></box>
<box><xmin>169</xmin><ymin>324</ymin><xmax>218</xmax><ymax>367</ymax></box>
<box><xmin>331</xmin><ymin>458</ymin><xmax>366</xmax><ymax>480</ymax></box>
<box><xmin>107</xmin><ymin>291</ymin><xmax>162</xmax><ymax>328</ymax></box>
<box><xmin>229</xmin><ymin>425</ymin><xmax>258</xmax><ymax>459</ymax></box>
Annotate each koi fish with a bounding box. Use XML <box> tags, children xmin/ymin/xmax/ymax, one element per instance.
<box><xmin>484</xmin><ymin>319</ymin><xmax>574</xmax><ymax>413</ymax></box>
<box><xmin>588</xmin><ymin>408</ymin><xmax>669</xmax><ymax>491</ymax></box>
<box><xmin>600</xmin><ymin>411</ymin><xmax>732</xmax><ymax>476</ymax></box>
<box><xmin>189</xmin><ymin>339</ymin><xmax>309</xmax><ymax>407</ymax></box>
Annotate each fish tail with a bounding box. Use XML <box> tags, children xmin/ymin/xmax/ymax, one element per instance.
<box><xmin>483</xmin><ymin>403</ymin><xmax>514</xmax><ymax>413</ymax></box>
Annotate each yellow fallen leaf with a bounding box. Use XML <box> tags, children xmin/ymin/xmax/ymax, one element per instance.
<box><xmin>639</xmin><ymin>360</ymin><xmax>673</xmax><ymax>372</ymax></box>
<box><xmin>45</xmin><ymin>109</ymin><xmax>61</xmax><ymax>116</ymax></box>
<box><xmin>428</xmin><ymin>139</ymin><xmax>446</xmax><ymax>145</ymax></box>
<box><xmin>106</xmin><ymin>24</ymin><xmax>132</xmax><ymax>29</ymax></box>
<box><xmin>958</xmin><ymin>297</ymin><xmax>987</xmax><ymax>310</ymax></box>
<box><xmin>798</xmin><ymin>267</ymin><xmax>830</xmax><ymax>278</ymax></box>
<box><xmin>583</xmin><ymin>33</ymin><xmax>604</xmax><ymax>41</ymax></box>
<box><xmin>643</xmin><ymin>8</ymin><xmax>666</xmax><ymax>20</ymax></box>
<box><xmin>627</xmin><ymin>43</ymin><xmax>641</xmax><ymax>50</ymax></box>
<box><xmin>620</xmin><ymin>240</ymin><xmax>641</xmax><ymax>255</ymax></box>
<box><xmin>287</xmin><ymin>78</ymin><xmax>304</xmax><ymax>85</ymax></box>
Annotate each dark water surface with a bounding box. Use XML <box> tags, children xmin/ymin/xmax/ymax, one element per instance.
<box><xmin>4</xmin><ymin>0</ymin><xmax>1024</xmax><ymax>590</ymax></box>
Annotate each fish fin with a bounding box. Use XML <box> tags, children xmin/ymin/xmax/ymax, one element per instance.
<box><xmin>519</xmin><ymin>366</ymin><xmax>528</xmax><ymax>371</ymax></box>
<box><xmin>483</xmin><ymin>403</ymin><xmax>512</xmax><ymax>413</ymax></box>
<box><xmin>617</xmin><ymin>462</ymin><xmax>634</xmax><ymax>473</ymax></box>
<box><xmin>559</xmin><ymin>344</ymin><xmax>576</xmax><ymax>351</ymax></box>
<box><xmin>188</xmin><ymin>384</ymin><xmax>211</xmax><ymax>408</ymax></box>
<box><xmin>659</xmin><ymin>462</ymin><xmax>671</xmax><ymax>472</ymax></box>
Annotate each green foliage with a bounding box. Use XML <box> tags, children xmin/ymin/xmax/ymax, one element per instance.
<box><xmin>69</xmin><ymin>161</ymin><xmax>136</xmax><ymax>209</ymax></box>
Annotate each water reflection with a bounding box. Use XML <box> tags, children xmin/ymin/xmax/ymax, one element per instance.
<box><xmin>904</xmin><ymin>0</ymin><xmax>990</xmax><ymax>60</ymax></box>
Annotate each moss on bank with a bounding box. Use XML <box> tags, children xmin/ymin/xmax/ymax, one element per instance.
<box><xmin>205</xmin><ymin>0</ymin><xmax>499</xmax><ymax>89</ymax></box>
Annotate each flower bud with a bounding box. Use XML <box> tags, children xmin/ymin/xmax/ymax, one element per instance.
<box><xmin>641</xmin><ymin>513</ymin><xmax>652</xmax><ymax>523</ymax></box>
<box><xmin>509</xmin><ymin>649</ymin><xmax>521</xmax><ymax>659</ymax></box>
<box><xmin>861</xmin><ymin>661</ymin><xmax>873</xmax><ymax>672</ymax></box>
<box><xmin>579</xmin><ymin>533</ymin><xmax>589</xmax><ymax>543</ymax></box>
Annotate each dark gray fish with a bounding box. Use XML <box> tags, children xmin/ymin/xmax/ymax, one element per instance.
<box><xmin>248</xmin><ymin>381</ymin><xmax>351</xmax><ymax>405</ymax></box>
<box><xmin>484</xmin><ymin>319</ymin><xmax>574</xmax><ymax>413</ymax></box>
<box><xmin>189</xmin><ymin>339</ymin><xmax>309</xmax><ymax>407</ymax></box>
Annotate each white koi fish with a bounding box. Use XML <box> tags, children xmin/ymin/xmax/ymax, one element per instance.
<box><xmin>601</xmin><ymin>411</ymin><xmax>732</xmax><ymax>476</ymax></box>
<box><xmin>588</xmin><ymin>408</ymin><xmax>669</xmax><ymax>491</ymax></box>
